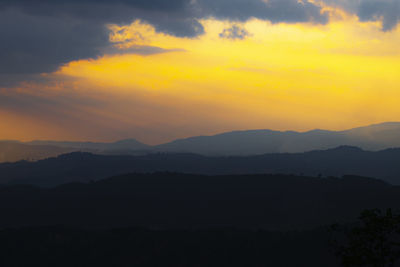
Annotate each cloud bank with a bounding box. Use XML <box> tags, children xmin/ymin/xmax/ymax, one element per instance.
<box><xmin>325</xmin><ymin>0</ymin><xmax>400</xmax><ymax>30</ymax></box>
<box><xmin>0</xmin><ymin>0</ymin><xmax>326</xmax><ymax>81</ymax></box>
<box><xmin>0</xmin><ymin>0</ymin><xmax>399</xmax><ymax>84</ymax></box>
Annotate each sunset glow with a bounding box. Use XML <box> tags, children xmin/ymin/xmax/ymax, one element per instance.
<box><xmin>1</xmin><ymin>2</ymin><xmax>400</xmax><ymax>144</ymax></box>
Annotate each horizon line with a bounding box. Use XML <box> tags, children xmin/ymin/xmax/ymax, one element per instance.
<box><xmin>2</xmin><ymin>121</ymin><xmax>400</xmax><ymax>146</ymax></box>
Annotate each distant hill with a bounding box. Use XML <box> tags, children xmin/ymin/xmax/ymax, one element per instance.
<box><xmin>1</xmin><ymin>146</ymin><xmax>400</xmax><ymax>186</ymax></box>
<box><xmin>2</xmin><ymin>122</ymin><xmax>400</xmax><ymax>162</ymax></box>
<box><xmin>0</xmin><ymin>172</ymin><xmax>398</xmax><ymax>231</ymax></box>
<box><xmin>154</xmin><ymin>122</ymin><xmax>400</xmax><ymax>155</ymax></box>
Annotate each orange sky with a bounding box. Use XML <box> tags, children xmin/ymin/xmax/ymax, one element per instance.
<box><xmin>1</xmin><ymin>4</ymin><xmax>400</xmax><ymax>144</ymax></box>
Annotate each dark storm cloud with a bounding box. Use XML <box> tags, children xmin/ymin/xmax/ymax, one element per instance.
<box><xmin>197</xmin><ymin>0</ymin><xmax>328</xmax><ymax>24</ymax></box>
<box><xmin>0</xmin><ymin>8</ymin><xmax>108</xmax><ymax>75</ymax></box>
<box><xmin>0</xmin><ymin>0</ymin><xmax>200</xmax><ymax>38</ymax></box>
<box><xmin>323</xmin><ymin>0</ymin><xmax>400</xmax><ymax>31</ymax></box>
<box><xmin>358</xmin><ymin>0</ymin><xmax>399</xmax><ymax>31</ymax></box>
<box><xmin>0</xmin><ymin>0</ymin><xmax>199</xmax><ymax>82</ymax></box>
<box><xmin>0</xmin><ymin>0</ymin><xmax>187</xmax><ymax>11</ymax></box>
<box><xmin>1</xmin><ymin>0</ymin><xmax>398</xmax><ymax>84</ymax></box>
<box><xmin>219</xmin><ymin>25</ymin><xmax>250</xmax><ymax>40</ymax></box>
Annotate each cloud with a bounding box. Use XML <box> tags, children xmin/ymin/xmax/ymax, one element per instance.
<box><xmin>0</xmin><ymin>0</ymin><xmax>200</xmax><ymax>82</ymax></box>
<box><xmin>0</xmin><ymin>0</ymin><xmax>330</xmax><ymax>81</ymax></box>
<box><xmin>0</xmin><ymin>9</ymin><xmax>108</xmax><ymax>75</ymax></box>
<box><xmin>358</xmin><ymin>0</ymin><xmax>399</xmax><ymax>31</ymax></box>
<box><xmin>197</xmin><ymin>0</ymin><xmax>328</xmax><ymax>24</ymax></box>
<box><xmin>219</xmin><ymin>25</ymin><xmax>250</xmax><ymax>40</ymax></box>
<box><xmin>323</xmin><ymin>0</ymin><xmax>400</xmax><ymax>31</ymax></box>
<box><xmin>1</xmin><ymin>0</ymin><xmax>399</xmax><ymax>85</ymax></box>
<box><xmin>103</xmin><ymin>45</ymin><xmax>186</xmax><ymax>56</ymax></box>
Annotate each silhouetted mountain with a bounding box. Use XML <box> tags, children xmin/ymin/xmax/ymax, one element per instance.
<box><xmin>154</xmin><ymin>122</ymin><xmax>400</xmax><ymax>155</ymax></box>
<box><xmin>0</xmin><ymin>141</ymin><xmax>77</xmax><ymax>163</ymax></box>
<box><xmin>0</xmin><ymin>173</ymin><xmax>398</xmax><ymax>231</ymax></box>
<box><xmin>3</xmin><ymin>122</ymin><xmax>400</xmax><ymax>161</ymax></box>
<box><xmin>1</xmin><ymin>146</ymin><xmax>400</xmax><ymax>186</ymax></box>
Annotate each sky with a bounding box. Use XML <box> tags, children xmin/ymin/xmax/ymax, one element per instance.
<box><xmin>0</xmin><ymin>0</ymin><xmax>400</xmax><ymax>144</ymax></box>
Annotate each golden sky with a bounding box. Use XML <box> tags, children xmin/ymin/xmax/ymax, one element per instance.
<box><xmin>1</xmin><ymin>4</ymin><xmax>400</xmax><ymax>144</ymax></box>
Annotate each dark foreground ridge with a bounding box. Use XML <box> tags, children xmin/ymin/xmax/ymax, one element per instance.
<box><xmin>1</xmin><ymin>146</ymin><xmax>400</xmax><ymax>186</ymax></box>
<box><xmin>0</xmin><ymin>227</ymin><xmax>339</xmax><ymax>267</ymax></box>
<box><xmin>0</xmin><ymin>173</ymin><xmax>399</xmax><ymax>230</ymax></box>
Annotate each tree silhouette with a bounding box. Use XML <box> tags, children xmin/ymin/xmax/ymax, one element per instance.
<box><xmin>332</xmin><ymin>209</ymin><xmax>400</xmax><ymax>267</ymax></box>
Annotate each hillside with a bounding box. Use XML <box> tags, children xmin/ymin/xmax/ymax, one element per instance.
<box><xmin>0</xmin><ymin>173</ymin><xmax>397</xmax><ymax>231</ymax></box>
<box><xmin>1</xmin><ymin>146</ymin><xmax>400</xmax><ymax>186</ymax></box>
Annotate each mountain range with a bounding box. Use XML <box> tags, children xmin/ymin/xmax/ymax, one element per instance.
<box><xmin>1</xmin><ymin>145</ymin><xmax>400</xmax><ymax>186</ymax></box>
<box><xmin>0</xmin><ymin>122</ymin><xmax>400</xmax><ymax>162</ymax></box>
<box><xmin>1</xmin><ymin>122</ymin><xmax>400</xmax><ymax>162</ymax></box>
<box><xmin>155</xmin><ymin>122</ymin><xmax>400</xmax><ymax>155</ymax></box>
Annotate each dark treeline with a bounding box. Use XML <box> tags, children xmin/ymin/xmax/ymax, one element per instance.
<box><xmin>0</xmin><ymin>173</ymin><xmax>400</xmax><ymax>230</ymax></box>
<box><xmin>0</xmin><ymin>226</ymin><xmax>339</xmax><ymax>267</ymax></box>
<box><xmin>1</xmin><ymin>146</ymin><xmax>400</xmax><ymax>187</ymax></box>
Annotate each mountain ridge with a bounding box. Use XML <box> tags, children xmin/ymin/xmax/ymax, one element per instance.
<box><xmin>154</xmin><ymin>122</ymin><xmax>400</xmax><ymax>155</ymax></box>
<box><xmin>1</xmin><ymin>122</ymin><xmax>400</xmax><ymax>162</ymax></box>
<box><xmin>1</xmin><ymin>145</ymin><xmax>400</xmax><ymax>186</ymax></box>
<box><xmin>0</xmin><ymin>172</ymin><xmax>398</xmax><ymax>231</ymax></box>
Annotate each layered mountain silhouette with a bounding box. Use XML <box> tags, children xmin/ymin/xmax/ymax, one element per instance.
<box><xmin>1</xmin><ymin>122</ymin><xmax>400</xmax><ymax>163</ymax></box>
<box><xmin>1</xmin><ymin>146</ymin><xmax>400</xmax><ymax>186</ymax></box>
<box><xmin>0</xmin><ymin>173</ymin><xmax>398</xmax><ymax>230</ymax></box>
<box><xmin>155</xmin><ymin>122</ymin><xmax>400</xmax><ymax>155</ymax></box>
<box><xmin>2</xmin><ymin>124</ymin><xmax>400</xmax><ymax>266</ymax></box>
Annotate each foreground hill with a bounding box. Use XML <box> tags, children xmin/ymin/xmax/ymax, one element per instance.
<box><xmin>0</xmin><ymin>173</ymin><xmax>398</xmax><ymax>231</ymax></box>
<box><xmin>0</xmin><ymin>227</ymin><xmax>339</xmax><ymax>267</ymax></box>
<box><xmin>1</xmin><ymin>146</ymin><xmax>400</xmax><ymax>186</ymax></box>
